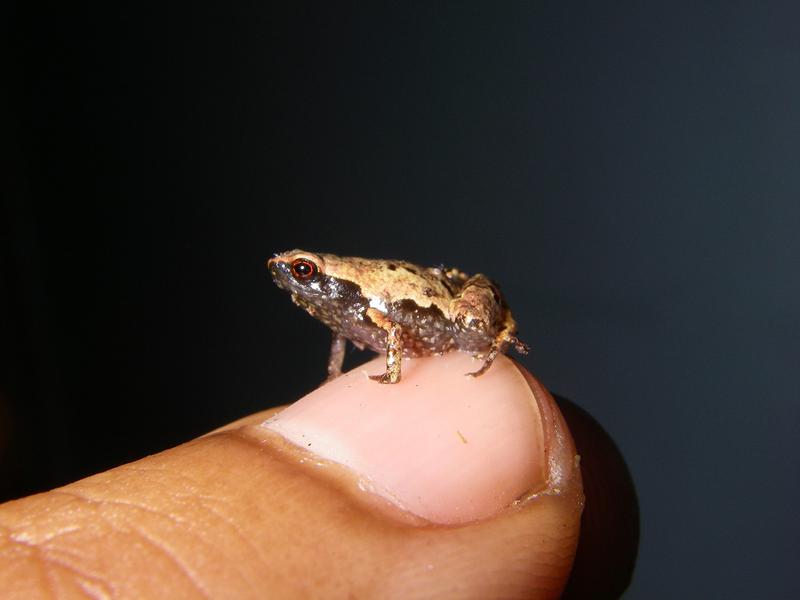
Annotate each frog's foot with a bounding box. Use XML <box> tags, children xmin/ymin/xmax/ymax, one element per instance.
<box><xmin>369</xmin><ymin>370</ymin><xmax>401</xmax><ymax>384</ymax></box>
<box><xmin>466</xmin><ymin>331</ymin><xmax>529</xmax><ymax>378</ymax></box>
<box><xmin>467</xmin><ymin>353</ymin><xmax>497</xmax><ymax>378</ymax></box>
<box><xmin>366</xmin><ymin>308</ymin><xmax>403</xmax><ymax>385</ymax></box>
<box><xmin>511</xmin><ymin>336</ymin><xmax>530</xmax><ymax>355</ymax></box>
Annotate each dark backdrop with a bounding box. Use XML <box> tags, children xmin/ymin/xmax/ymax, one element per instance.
<box><xmin>4</xmin><ymin>3</ymin><xmax>799</xmax><ymax>598</ymax></box>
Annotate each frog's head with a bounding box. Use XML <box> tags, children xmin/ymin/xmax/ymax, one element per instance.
<box><xmin>267</xmin><ymin>249</ymin><xmax>331</xmax><ymax>301</ymax></box>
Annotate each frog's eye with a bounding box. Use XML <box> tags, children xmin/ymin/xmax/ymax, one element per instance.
<box><xmin>290</xmin><ymin>258</ymin><xmax>317</xmax><ymax>280</ymax></box>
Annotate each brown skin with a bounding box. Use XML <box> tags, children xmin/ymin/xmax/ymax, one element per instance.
<box><xmin>0</xmin><ymin>361</ymin><xmax>637</xmax><ymax>599</ymax></box>
<box><xmin>267</xmin><ymin>250</ymin><xmax>528</xmax><ymax>383</ymax></box>
<box><xmin>0</xmin><ymin>420</ymin><xmax>571</xmax><ymax>599</ymax></box>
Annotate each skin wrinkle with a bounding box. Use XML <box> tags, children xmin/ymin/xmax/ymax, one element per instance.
<box><xmin>381</xmin><ymin>530</ymin><xmax>558</xmax><ymax>600</ymax></box>
<box><xmin>190</xmin><ymin>436</ymin><xmax>375</xmax><ymax>597</ymax></box>
<box><xmin>103</xmin><ymin>464</ymin><xmax>199</xmax><ymax>494</ymax></box>
<box><xmin>107</xmin><ymin>462</ymin><xmax>228</xmax><ymax>501</ymax></box>
<box><xmin>498</xmin><ymin>551</ymin><xmax>566</xmax><ymax>597</ymax></box>
<box><xmin>60</xmin><ymin>462</ymin><xmax>268</xmax><ymax>592</ymax></box>
<box><xmin>50</xmin><ymin>489</ymin><xmax>179</xmax><ymax>525</ymax></box>
<box><xmin>185</xmin><ymin>502</ymin><xmax>268</xmax><ymax>595</ymax></box>
<box><xmin>1</xmin><ymin>496</ymin><xmax>89</xmax><ymax>541</ymax></box>
<box><xmin>74</xmin><ymin>577</ymin><xmax>112</xmax><ymax>600</ymax></box>
<box><xmin>494</xmin><ymin>524</ymin><xmax>575</xmax><ymax>596</ymax></box>
<box><xmin>25</xmin><ymin>537</ymin><xmax>101</xmax><ymax>579</ymax></box>
<box><xmin>0</xmin><ymin>522</ymin><xmax>18</xmax><ymax>542</ymax></box>
<box><xmin>113</xmin><ymin>466</ymin><xmax>222</xmax><ymax>507</ymax></box>
<box><xmin>10</xmin><ymin>496</ymin><xmax>108</xmax><ymax>564</ymax></box>
<box><xmin>37</xmin><ymin>489</ymin><xmax>215</xmax><ymax>599</ymax></box>
<box><xmin>16</xmin><ymin>538</ymin><xmax>58</xmax><ymax>600</ymax></box>
<box><xmin>36</xmin><ymin>548</ymin><xmax>113</xmax><ymax>600</ymax></box>
<box><xmin>30</xmin><ymin>497</ymin><xmax>124</xmax><ymax>595</ymax></box>
<box><xmin>11</xmin><ymin>523</ymin><xmax>84</xmax><ymax>545</ymax></box>
<box><xmin>189</xmin><ymin>496</ymin><xmax>270</xmax><ymax>577</ymax></box>
<box><xmin>118</xmin><ymin>519</ymin><xmax>212</xmax><ymax>599</ymax></box>
<box><xmin>102</xmin><ymin>499</ymin><xmax>255</xmax><ymax>597</ymax></box>
<box><xmin>148</xmin><ymin>505</ymin><xmax>262</xmax><ymax>595</ymax></box>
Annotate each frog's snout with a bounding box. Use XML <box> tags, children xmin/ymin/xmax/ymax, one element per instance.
<box><xmin>266</xmin><ymin>257</ymin><xmax>291</xmax><ymax>291</ymax></box>
<box><xmin>267</xmin><ymin>255</ymin><xmax>288</xmax><ymax>274</ymax></box>
<box><xmin>266</xmin><ymin>257</ymin><xmax>281</xmax><ymax>280</ymax></box>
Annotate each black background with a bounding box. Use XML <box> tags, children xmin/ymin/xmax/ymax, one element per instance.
<box><xmin>3</xmin><ymin>2</ymin><xmax>799</xmax><ymax>598</ymax></box>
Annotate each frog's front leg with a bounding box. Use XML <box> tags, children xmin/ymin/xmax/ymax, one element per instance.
<box><xmin>327</xmin><ymin>333</ymin><xmax>347</xmax><ymax>380</ymax></box>
<box><xmin>366</xmin><ymin>307</ymin><xmax>403</xmax><ymax>384</ymax></box>
<box><xmin>451</xmin><ymin>274</ymin><xmax>529</xmax><ymax>377</ymax></box>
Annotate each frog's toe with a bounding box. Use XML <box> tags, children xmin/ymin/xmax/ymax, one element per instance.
<box><xmin>465</xmin><ymin>360</ymin><xmax>493</xmax><ymax>378</ymax></box>
<box><xmin>512</xmin><ymin>338</ymin><xmax>530</xmax><ymax>354</ymax></box>
<box><xmin>369</xmin><ymin>371</ymin><xmax>401</xmax><ymax>384</ymax></box>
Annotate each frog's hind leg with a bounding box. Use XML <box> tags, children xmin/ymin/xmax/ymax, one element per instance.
<box><xmin>326</xmin><ymin>334</ymin><xmax>347</xmax><ymax>381</ymax></box>
<box><xmin>449</xmin><ymin>273</ymin><xmax>527</xmax><ymax>377</ymax></box>
<box><xmin>467</xmin><ymin>313</ymin><xmax>529</xmax><ymax>378</ymax></box>
<box><xmin>366</xmin><ymin>308</ymin><xmax>403</xmax><ymax>384</ymax></box>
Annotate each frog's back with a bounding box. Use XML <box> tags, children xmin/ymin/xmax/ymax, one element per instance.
<box><xmin>317</xmin><ymin>254</ymin><xmax>460</xmax><ymax>356</ymax></box>
<box><xmin>320</xmin><ymin>254</ymin><xmax>456</xmax><ymax>316</ymax></box>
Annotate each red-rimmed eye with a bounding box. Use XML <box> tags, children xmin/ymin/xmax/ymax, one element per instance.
<box><xmin>290</xmin><ymin>258</ymin><xmax>317</xmax><ymax>280</ymax></box>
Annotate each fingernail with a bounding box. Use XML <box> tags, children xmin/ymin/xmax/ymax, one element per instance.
<box><xmin>261</xmin><ymin>353</ymin><xmax>548</xmax><ymax>525</ymax></box>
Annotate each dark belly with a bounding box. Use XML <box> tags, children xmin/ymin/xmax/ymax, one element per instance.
<box><xmin>351</xmin><ymin>324</ymin><xmax>457</xmax><ymax>357</ymax></box>
<box><xmin>332</xmin><ymin>302</ymin><xmax>459</xmax><ymax>357</ymax></box>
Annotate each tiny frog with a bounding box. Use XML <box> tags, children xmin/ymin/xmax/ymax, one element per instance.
<box><xmin>267</xmin><ymin>250</ymin><xmax>529</xmax><ymax>384</ymax></box>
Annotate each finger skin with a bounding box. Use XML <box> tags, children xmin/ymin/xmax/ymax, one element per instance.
<box><xmin>261</xmin><ymin>353</ymin><xmax>551</xmax><ymax>525</ymax></box>
<box><xmin>0</xmin><ymin>357</ymin><xmax>583</xmax><ymax>599</ymax></box>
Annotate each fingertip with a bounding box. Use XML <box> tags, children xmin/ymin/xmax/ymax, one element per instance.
<box><xmin>202</xmin><ymin>369</ymin><xmax>601</xmax><ymax>599</ymax></box>
<box><xmin>227</xmin><ymin>354</ymin><xmax>586</xmax><ymax>597</ymax></box>
<box><xmin>259</xmin><ymin>353</ymin><xmax>580</xmax><ymax>526</ymax></box>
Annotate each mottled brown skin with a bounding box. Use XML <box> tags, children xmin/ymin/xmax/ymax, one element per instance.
<box><xmin>267</xmin><ymin>250</ymin><xmax>529</xmax><ymax>384</ymax></box>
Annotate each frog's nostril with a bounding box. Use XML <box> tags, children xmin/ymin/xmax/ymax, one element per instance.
<box><xmin>266</xmin><ymin>260</ymin><xmax>284</xmax><ymax>280</ymax></box>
